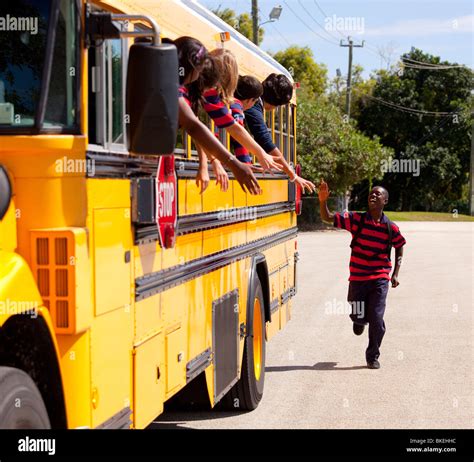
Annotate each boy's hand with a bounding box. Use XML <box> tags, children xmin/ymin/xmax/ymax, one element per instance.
<box><xmin>318</xmin><ymin>180</ymin><xmax>330</xmax><ymax>202</ymax></box>
<box><xmin>391</xmin><ymin>275</ymin><xmax>400</xmax><ymax>288</ymax></box>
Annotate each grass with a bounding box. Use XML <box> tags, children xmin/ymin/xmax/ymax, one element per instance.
<box><xmin>384</xmin><ymin>211</ymin><xmax>474</xmax><ymax>222</ymax></box>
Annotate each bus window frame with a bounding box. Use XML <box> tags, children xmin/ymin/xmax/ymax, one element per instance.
<box><xmin>0</xmin><ymin>0</ymin><xmax>81</xmax><ymax>136</ymax></box>
<box><xmin>88</xmin><ymin>20</ymin><xmax>129</xmax><ymax>153</ymax></box>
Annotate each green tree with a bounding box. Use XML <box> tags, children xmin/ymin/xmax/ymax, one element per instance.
<box><xmin>212</xmin><ymin>7</ymin><xmax>264</xmax><ymax>45</ymax></box>
<box><xmin>297</xmin><ymin>88</ymin><xmax>392</xmax><ymax>195</ymax></box>
<box><xmin>273</xmin><ymin>46</ymin><xmax>327</xmax><ymax>97</ymax></box>
<box><xmin>354</xmin><ymin>48</ymin><xmax>473</xmax><ymax>212</ymax></box>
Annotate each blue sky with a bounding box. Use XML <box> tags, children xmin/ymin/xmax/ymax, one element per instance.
<box><xmin>201</xmin><ymin>0</ymin><xmax>473</xmax><ymax>78</ymax></box>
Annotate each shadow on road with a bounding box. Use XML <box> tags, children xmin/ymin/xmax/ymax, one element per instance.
<box><xmin>149</xmin><ymin>410</ymin><xmax>247</xmax><ymax>429</ymax></box>
<box><xmin>266</xmin><ymin>362</ymin><xmax>367</xmax><ymax>372</ymax></box>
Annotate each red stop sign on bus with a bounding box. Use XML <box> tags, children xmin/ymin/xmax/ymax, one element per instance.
<box><xmin>156</xmin><ymin>155</ymin><xmax>177</xmax><ymax>249</ymax></box>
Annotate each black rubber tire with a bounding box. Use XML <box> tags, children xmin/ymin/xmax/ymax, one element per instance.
<box><xmin>220</xmin><ymin>278</ymin><xmax>266</xmax><ymax>411</ymax></box>
<box><xmin>0</xmin><ymin>367</ymin><xmax>51</xmax><ymax>429</ymax></box>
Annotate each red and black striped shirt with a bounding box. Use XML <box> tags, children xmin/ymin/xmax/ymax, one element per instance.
<box><xmin>202</xmin><ymin>88</ymin><xmax>235</xmax><ymax>129</ymax></box>
<box><xmin>334</xmin><ymin>211</ymin><xmax>406</xmax><ymax>281</ymax></box>
<box><xmin>230</xmin><ymin>99</ymin><xmax>252</xmax><ymax>164</ymax></box>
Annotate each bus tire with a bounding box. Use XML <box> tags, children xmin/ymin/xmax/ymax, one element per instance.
<box><xmin>0</xmin><ymin>367</ymin><xmax>51</xmax><ymax>429</ymax></box>
<box><xmin>221</xmin><ymin>277</ymin><xmax>266</xmax><ymax>411</ymax></box>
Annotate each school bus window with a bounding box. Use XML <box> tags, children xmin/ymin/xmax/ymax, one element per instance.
<box><xmin>107</xmin><ymin>39</ymin><xmax>124</xmax><ymax>144</ymax></box>
<box><xmin>0</xmin><ymin>0</ymin><xmax>79</xmax><ymax>131</ymax></box>
<box><xmin>290</xmin><ymin>105</ymin><xmax>296</xmax><ymax>164</ymax></box>
<box><xmin>44</xmin><ymin>0</ymin><xmax>78</xmax><ymax>129</ymax></box>
<box><xmin>274</xmin><ymin>105</ymin><xmax>281</xmax><ymax>149</ymax></box>
<box><xmin>265</xmin><ymin>109</ymin><xmax>272</xmax><ymax>131</ymax></box>
<box><xmin>88</xmin><ymin>32</ymin><xmax>127</xmax><ymax>148</ymax></box>
<box><xmin>282</xmin><ymin>105</ymin><xmax>289</xmax><ymax>160</ymax></box>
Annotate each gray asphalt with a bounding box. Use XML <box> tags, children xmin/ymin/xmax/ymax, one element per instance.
<box><xmin>151</xmin><ymin>222</ymin><xmax>473</xmax><ymax>429</ymax></box>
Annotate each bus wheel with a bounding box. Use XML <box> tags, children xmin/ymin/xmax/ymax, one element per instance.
<box><xmin>221</xmin><ymin>277</ymin><xmax>266</xmax><ymax>411</ymax></box>
<box><xmin>0</xmin><ymin>367</ymin><xmax>51</xmax><ymax>429</ymax></box>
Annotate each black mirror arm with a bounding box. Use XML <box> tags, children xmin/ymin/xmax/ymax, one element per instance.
<box><xmin>85</xmin><ymin>9</ymin><xmax>161</xmax><ymax>47</ymax></box>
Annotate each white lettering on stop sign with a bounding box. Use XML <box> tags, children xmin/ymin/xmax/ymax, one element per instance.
<box><xmin>158</xmin><ymin>182</ymin><xmax>175</xmax><ymax>218</ymax></box>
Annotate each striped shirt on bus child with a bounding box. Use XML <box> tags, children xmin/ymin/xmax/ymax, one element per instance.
<box><xmin>229</xmin><ymin>99</ymin><xmax>252</xmax><ymax>164</ymax></box>
<box><xmin>333</xmin><ymin>211</ymin><xmax>406</xmax><ymax>282</ymax></box>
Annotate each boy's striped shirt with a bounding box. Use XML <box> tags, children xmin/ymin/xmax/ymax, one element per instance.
<box><xmin>202</xmin><ymin>88</ymin><xmax>235</xmax><ymax>129</ymax></box>
<box><xmin>178</xmin><ymin>86</ymin><xmax>191</xmax><ymax>107</ymax></box>
<box><xmin>334</xmin><ymin>211</ymin><xmax>406</xmax><ymax>281</ymax></box>
<box><xmin>230</xmin><ymin>99</ymin><xmax>252</xmax><ymax>164</ymax></box>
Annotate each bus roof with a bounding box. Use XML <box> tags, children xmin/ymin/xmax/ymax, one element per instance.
<box><xmin>98</xmin><ymin>0</ymin><xmax>296</xmax><ymax>102</ymax></box>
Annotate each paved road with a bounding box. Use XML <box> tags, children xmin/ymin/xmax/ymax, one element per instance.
<box><xmin>151</xmin><ymin>222</ymin><xmax>473</xmax><ymax>429</ymax></box>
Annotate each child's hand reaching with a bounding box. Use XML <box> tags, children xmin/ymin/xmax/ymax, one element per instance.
<box><xmin>318</xmin><ymin>179</ymin><xmax>330</xmax><ymax>202</ymax></box>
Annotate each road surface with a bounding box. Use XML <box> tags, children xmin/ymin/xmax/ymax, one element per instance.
<box><xmin>150</xmin><ymin>222</ymin><xmax>473</xmax><ymax>429</ymax></box>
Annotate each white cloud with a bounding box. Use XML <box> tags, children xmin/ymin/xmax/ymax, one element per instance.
<box><xmin>364</xmin><ymin>15</ymin><xmax>473</xmax><ymax>37</ymax></box>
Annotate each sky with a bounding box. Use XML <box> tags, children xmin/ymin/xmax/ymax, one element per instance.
<box><xmin>201</xmin><ymin>0</ymin><xmax>473</xmax><ymax>79</ymax></box>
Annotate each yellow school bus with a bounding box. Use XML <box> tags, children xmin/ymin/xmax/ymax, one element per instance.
<box><xmin>0</xmin><ymin>0</ymin><xmax>299</xmax><ymax>428</ymax></box>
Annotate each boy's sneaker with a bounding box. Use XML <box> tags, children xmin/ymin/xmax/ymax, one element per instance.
<box><xmin>353</xmin><ymin>323</ymin><xmax>365</xmax><ymax>336</ymax></box>
<box><xmin>367</xmin><ymin>360</ymin><xmax>380</xmax><ymax>369</ymax></box>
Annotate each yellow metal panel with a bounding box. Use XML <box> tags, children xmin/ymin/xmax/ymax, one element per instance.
<box><xmin>185</xmin><ymin>278</ymin><xmax>209</xmax><ymax>362</ymax></box>
<box><xmin>185</xmin><ymin>179</ymin><xmax>202</xmax><ymax>215</ymax></box>
<box><xmin>90</xmin><ymin>305</ymin><xmax>133</xmax><ymax>428</ymax></box>
<box><xmin>87</xmin><ymin>178</ymin><xmax>130</xmax><ymax>209</ymax></box>
<box><xmin>165</xmin><ymin>327</ymin><xmax>186</xmax><ymax>396</ymax></box>
<box><xmin>247</xmin><ymin>213</ymin><xmax>292</xmax><ymax>243</ymax></box>
<box><xmin>93</xmin><ymin>208</ymin><xmax>132</xmax><ymax>316</ymax></box>
<box><xmin>161</xmin><ymin>231</ymin><xmax>203</xmax><ymax>272</ymax></box>
<box><xmin>57</xmin><ymin>331</ymin><xmax>92</xmax><ymax>428</ymax></box>
<box><xmin>0</xmin><ymin>199</ymin><xmax>17</xmax><ymax>252</ymax></box>
<box><xmin>177</xmin><ymin>178</ymin><xmax>186</xmax><ymax>216</ymax></box>
<box><xmin>247</xmin><ymin>179</ymin><xmax>287</xmax><ymax>208</ymax></box>
<box><xmin>134</xmin><ymin>295</ymin><xmax>162</xmax><ymax>343</ymax></box>
<box><xmin>202</xmin><ymin>222</ymin><xmax>246</xmax><ymax>257</ymax></box>
<box><xmin>202</xmin><ymin>178</ymin><xmax>233</xmax><ymax>214</ymax></box>
<box><xmin>279</xmin><ymin>264</ymin><xmax>289</xmax><ymax>330</ymax></box>
<box><xmin>232</xmin><ymin>181</ymin><xmax>247</xmax><ymax>209</ymax></box>
<box><xmin>134</xmin><ymin>241</ymin><xmax>163</xmax><ymax>278</ymax></box>
<box><xmin>133</xmin><ymin>332</ymin><xmax>165</xmax><ymax>429</ymax></box>
<box><xmin>0</xmin><ymin>251</ymin><xmax>42</xmax><ymax>326</ymax></box>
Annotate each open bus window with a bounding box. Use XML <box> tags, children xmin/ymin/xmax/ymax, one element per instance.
<box><xmin>88</xmin><ymin>25</ymin><xmax>127</xmax><ymax>150</ymax></box>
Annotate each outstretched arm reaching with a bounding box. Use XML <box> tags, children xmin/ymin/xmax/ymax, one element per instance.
<box><xmin>178</xmin><ymin>99</ymin><xmax>261</xmax><ymax>195</ymax></box>
<box><xmin>318</xmin><ymin>180</ymin><xmax>335</xmax><ymax>223</ymax></box>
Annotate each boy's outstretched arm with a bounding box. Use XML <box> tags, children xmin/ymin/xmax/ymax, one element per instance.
<box><xmin>318</xmin><ymin>180</ymin><xmax>335</xmax><ymax>223</ymax></box>
<box><xmin>391</xmin><ymin>247</ymin><xmax>404</xmax><ymax>288</ymax></box>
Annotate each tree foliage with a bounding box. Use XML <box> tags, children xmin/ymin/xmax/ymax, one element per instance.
<box><xmin>273</xmin><ymin>46</ymin><xmax>327</xmax><ymax>97</ymax></box>
<box><xmin>212</xmin><ymin>7</ymin><xmax>264</xmax><ymax>45</ymax></box>
<box><xmin>353</xmin><ymin>48</ymin><xmax>473</xmax><ymax>212</ymax></box>
<box><xmin>297</xmin><ymin>88</ymin><xmax>392</xmax><ymax>195</ymax></box>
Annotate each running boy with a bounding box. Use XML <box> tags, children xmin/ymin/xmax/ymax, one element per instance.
<box><xmin>318</xmin><ymin>180</ymin><xmax>406</xmax><ymax>369</ymax></box>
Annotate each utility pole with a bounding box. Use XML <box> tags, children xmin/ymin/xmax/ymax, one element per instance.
<box><xmin>252</xmin><ymin>0</ymin><xmax>258</xmax><ymax>45</ymax></box>
<box><xmin>340</xmin><ymin>37</ymin><xmax>364</xmax><ymax>118</ymax></box>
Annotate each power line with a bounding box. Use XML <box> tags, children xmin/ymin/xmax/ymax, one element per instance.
<box><xmin>283</xmin><ymin>0</ymin><xmax>339</xmax><ymax>46</ymax></box>
<box><xmin>401</xmin><ymin>57</ymin><xmax>467</xmax><ymax>69</ymax></box>
<box><xmin>270</xmin><ymin>22</ymin><xmax>291</xmax><ymax>47</ymax></box>
<box><xmin>360</xmin><ymin>92</ymin><xmax>457</xmax><ymax>116</ymax></box>
<box><xmin>313</xmin><ymin>0</ymin><xmax>346</xmax><ymax>39</ymax></box>
<box><xmin>296</xmin><ymin>0</ymin><xmax>340</xmax><ymax>42</ymax></box>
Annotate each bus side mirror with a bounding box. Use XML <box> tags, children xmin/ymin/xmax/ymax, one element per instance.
<box><xmin>126</xmin><ymin>42</ymin><xmax>179</xmax><ymax>155</ymax></box>
<box><xmin>0</xmin><ymin>165</ymin><xmax>12</xmax><ymax>220</ymax></box>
